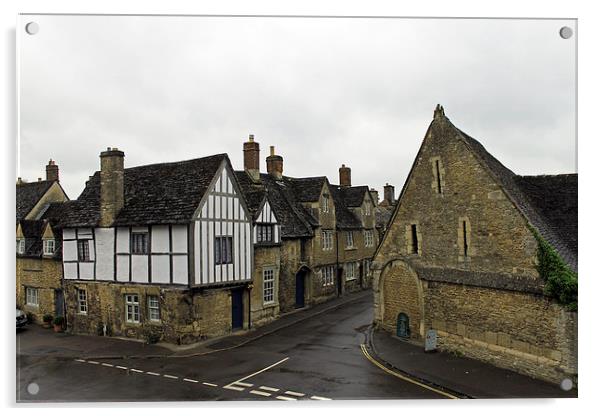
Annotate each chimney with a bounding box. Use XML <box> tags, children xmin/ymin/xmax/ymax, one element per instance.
<box><xmin>384</xmin><ymin>183</ymin><xmax>395</xmax><ymax>206</ymax></box>
<box><xmin>266</xmin><ymin>146</ymin><xmax>283</xmax><ymax>179</ymax></box>
<box><xmin>17</xmin><ymin>177</ymin><xmax>23</xmax><ymax>185</ymax></box>
<box><xmin>370</xmin><ymin>188</ymin><xmax>380</xmax><ymax>205</ymax></box>
<box><xmin>243</xmin><ymin>134</ymin><xmax>260</xmax><ymax>182</ymax></box>
<box><xmin>99</xmin><ymin>147</ymin><xmax>125</xmax><ymax>227</ymax></box>
<box><xmin>46</xmin><ymin>159</ymin><xmax>59</xmax><ymax>182</ymax></box>
<box><xmin>339</xmin><ymin>164</ymin><xmax>351</xmax><ymax>187</ymax></box>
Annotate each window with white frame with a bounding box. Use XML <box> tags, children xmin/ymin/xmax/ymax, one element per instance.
<box><xmin>131</xmin><ymin>232</ymin><xmax>149</xmax><ymax>255</ymax></box>
<box><xmin>321</xmin><ymin>194</ymin><xmax>330</xmax><ymax>213</ymax></box>
<box><xmin>345</xmin><ymin>262</ymin><xmax>356</xmax><ymax>281</ymax></box>
<box><xmin>77</xmin><ymin>240</ymin><xmax>90</xmax><ymax>261</ymax></box>
<box><xmin>364</xmin><ymin>201</ymin><xmax>371</xmax><ymax>216</ymax></box>
<box><xmin>148</xmin><ymin>295</ymin><xmax>160</xmax><ymax>321</ymax></box>
<box><xmin>322</xmin><ymin>230</ymin><xmax>333</xmax><ymax>251</ymax></box>
<box><xmin>322</xmin><ymin>265</ymin><xmax>335</xmax><ymax>287</ymax></box>
<box><xmin>345</xmin><ymin>231</ymin><xmax>354</xmax><ymax>248</ymax></box>
<box><xmin>125</xmin><ymin>294</ymin><xmax>140</xmax><ymax>323</ymax></box>
<box><xmin>16</xmin><ymin>238</ymin><xmax>25</xmax><ymax>254</ymax></box>
<box><xmin>43</xmin><ymin>239</ymin><xmax>55</xmax><ymax>256</ymax></box>
<box><xmin>263</xmin><ymin>269</ymin><xmax>275</xmax><ymax>304</ymax></box>
<box><xmin>364</xmin><ymin>230</ymin><xmax>374</xmax><ymax>247</ymax></box>
<box><xmin>26</xmin><ymin>287</ymin><xmax>39</xmax><ymax>306</ymax></box>
<box><xmin>77</xmin><ymin>289</ymin><xmax>87</xmax><ymax>314</ymax></box>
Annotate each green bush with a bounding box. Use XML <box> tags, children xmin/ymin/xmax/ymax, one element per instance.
<box><xmin>43</xmin><ymin>314</ymin><xmax>54</xmax><ymax>323</ymax></box>
<box><xmin>52</xmin><ymin>316</ymin><xmax>65</xmax><ymax>326</ymax></box>
<box><xmin>143</xmin><ymin>329</ymin><xmax>161</xmax><ymax>344</ymax></box>
<box><xmin>531</xmin><ymin>228</ymin><xmax>578</xmax><ymax>311</ymax></box>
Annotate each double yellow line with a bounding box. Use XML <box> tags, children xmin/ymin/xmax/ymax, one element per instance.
<box><xmin>359</xmin><ymin>344</ymin><xmax>460</xmax><ymax>399</ymax></box>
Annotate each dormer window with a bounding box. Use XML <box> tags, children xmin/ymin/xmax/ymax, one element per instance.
<box><xmin>321</xmin><ymin>194</ymin><xmax>330</xmax><ymax>213</ymax></box>
<box><xmin>346</xmin><ymin>231</ymin><xmax>354</xmax><ymax>248</ymax></box>
<box><xmin>257</xmin><ymin>224</ymin><xmax>274</xmax><ymax>244</ymax></box>
<box><xmin>43</xmin><ymin>239</ymin><xmax>55</xmax><ymax>256</ymax></box>
<box><xmin>364</xmin><ymin>201</ymin><xmax>371</xmax><ymax>216</ymax></box>
<box><xmin>16</xmin><ymin>239</ymin><xmax>25</xmax><ymax>254</ymax></box>
<box><xmin>131</xmin><ymin>232</ymin><xmax>149</xmax><ymax>255</ymax></box>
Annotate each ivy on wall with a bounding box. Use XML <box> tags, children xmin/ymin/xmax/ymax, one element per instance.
<box><xmin>530</xmin><ymin>227</ymin><xmax>578</xmax><ymax>311</ymax></box>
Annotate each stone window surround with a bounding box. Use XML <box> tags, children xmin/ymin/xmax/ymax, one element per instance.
<box><xmin>345</xmin><ymin>231</ymin><xmax>354</xmax><ymax>249</ymax></box>
<box><xmin>345</xmin><ymin>262</ymin><xmax>357</xmax><ymax>281</ymax></box>
<box><xmin>364</xmin><ymin>229</ymin><xmax>374</xmax><ymax>247</ymax></box>
<box><xmin>26</xmin><ymin>286</ymin><xmax>39</xmax><ymax>307</ymax></box>
<box><xmin>43</xmin><ymin>238</ymin><xmax>55</xmax><ymax>256</ymax></box>
<box><xmin>125</xmin><ymin>294</ymin><xmax>141</xmax><ymax>324</ymax></box>
<box><xmin>147</xmin><ymin>295</ymin><xmax>161</xmax><ymax>322</ymax></box>
<box><xmin>406</xmin><ymin>222</ymin><xmax>423</xmax><ymax>256</ymax></box>
<box><xmin>321</xmin><ymin>265</ymin><xmax>336</xmax><ymax>287</ymax></box>
<box><xmin>430</xmin><ymin>156</ymin><xmax>446</xmax><ymax>195</ymax></box>
<box><xmin>457</xmin><ymin>216</ymin><xmax>473</xmax><ymax>260</ymax></box>
<box><xmin>322</xmin><ymin>229</ymin><xmax>334</xmax><ymax>251</ymax></box>
<box><xmin>321</xmin><ymin>194</ymin><xmax>330</xmax><ymax>213</ymax></box>
<box><xmin>77</xmin><ymin>288</ymin><xmax>88</xmax><ymax>315</ymax></box>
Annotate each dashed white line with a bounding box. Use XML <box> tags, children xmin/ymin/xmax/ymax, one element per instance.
<box><xmin>203</xmin><ymin>382</ymin><xmax>218</xmax><ymax>387</ymax></box>
<box><xmin>116</xmin><ymin>366</ymin><xmax>128</xmax><ymax>370</ymax></box>
<box><xmin>146</xmin><ymin>371</ymin><xmax>160</xmax><ymax>376</ymax></box>
<box><xmin>284</xmin><ymin>390</ymin><xmax>305</xmax><ymax>397</ymax></box>
<box><xmin>164</xmin><ymin>374</ymin><xmax>178</xmax><ymax>380</ymax></box>
<box><xmin>276</xmin><ymin>396</ymin><xmax>297</xmax><ymax>401</ymax></box>
<box><xmin>101</xmin><ymin>363</ymin><xmax>114</xmax><ymax>368</ymax></box>
<box><xmin>183</xmin><ymin>378</ymin><xmax>199</xmax><ymax>383</ymax></box>
<box><xmin>223</xmin><ymin>385</ymin><xmax>246</xmax><ymax>391</ymax></box>
<box><xmin>87</xmin><ymin>361</ymin><xmax>99</xmax><ymax>365</ymax></box>
<box><xmin>250</xmin><ymin>390</ymin><xmax>272</xmax><ymax>397</ymax></box>
<box><xmin>75</xmin><ymin>359</ymin><xmax>86</xmax><ymax>363</ymax></box>
<box><xmin>311</xmin><ymin>396</ymin><xmax>332</xmax><ymax>401</ymax></box>
<box><xmin>259</xmin><ymin>386</ymin><xmax>280</xmax><ymax>392</ymax></box>
<box><xmin>234</xmin><ymin>382</ymin><xmax>254</xmax><ymax>387</ymax></box>
<box><xmin>130</xmin><ymin>369</ymin><xmax>143</xmax><ymax>373</ymax></box>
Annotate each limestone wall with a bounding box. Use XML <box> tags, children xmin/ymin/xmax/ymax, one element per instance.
<box><xmin>16</xmin><ymin>257</ymin><xmax>63</xmax><ymax>323</ymax></box>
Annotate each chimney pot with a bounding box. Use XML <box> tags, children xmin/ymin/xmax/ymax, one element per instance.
<box><xmin>46</xmin><ymin>159</ymin><xmax>60</xmax><ymax>182</ymax></box>
<box><xmin>266</xmin><ymin>148</ymin><xmax>283</xmax><ymax>180</ymax></box>
<box><xmin>243</xmin><ymin>134</ymin><xmax>260</xmax><ymax>182</ymax></box>
<box><xmin>383</xmin><ymin>183</ymin><xmax>395</xmax><ymax>206</ymax></box>
<box><xmin>99</xmin><ymin>147</ymin><xmax>125</xmax><ymax>227</ymax></box>
<box><xmin>339</xmin><ymin>164</ymin><xmax>351</xmax><ymax>187</ymax></box>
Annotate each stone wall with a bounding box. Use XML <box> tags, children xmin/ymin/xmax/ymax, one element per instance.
<box><xmin>16</xmin><ymin>257</ymin><xmax>63</xmax><ymax>323</ymax></box>
<box><xmin>250</xmin><ymin>245</ymin><xmax>281</xmax><ymax>327</ymax></box>
<box><xmin>64</xmin><ymin>281</ymin><xmax>241</xmax><ymax>345</ymax></box>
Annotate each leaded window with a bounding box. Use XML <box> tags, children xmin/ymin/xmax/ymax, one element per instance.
<box><xmin>131</xmin><ymin>232</ymin><xmax>149</xmax><ymax>255</ymax></box>
<box><xmin>125</xmin><ymin>294</ymin><xmax>140</xmax><ymax>323</ymax></box>
<box><xmin>148</xmin><ymin>295</ymin><xmax>160</xmax><ymax>321</ymax></box>
<box><xmin>215</xmin><ymin>236</ymin><xmax>233</xmax><ymax>264</ymax></box>
<box><xmin>77</xmin><ymin>240</ymin><xmax>90</xmax><ymax>261</ymax></box>
<box><xmin>322</xmin><ymin>230</ymin><xmax>333</xmax><ymax>251</ymax></box>
<box><xmin>257</xmin><ymin>224</ymin><xmax>274</xmax><ymax>243</ymax></box>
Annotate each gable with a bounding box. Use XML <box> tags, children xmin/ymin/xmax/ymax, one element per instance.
<box><xmin>196</xmin><ymin>161</ymin><xmax>250</xmax><ymax>222</ymax></box>
<box><xmin>256</xmin><ymin>199</ymin><xmax>278</xmax><ymax>224</ymax></box>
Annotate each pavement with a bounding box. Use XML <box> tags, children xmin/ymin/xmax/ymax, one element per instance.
<box><xmin>368</xmin><ymin>327</ymin><xmax>578</xmax><ymax>399</ymax></box>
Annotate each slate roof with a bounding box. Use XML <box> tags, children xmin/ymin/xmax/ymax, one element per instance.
<box><xmin>329</xmin><ymin>185</ymin><xmax>364</xmax><ymax>230</ymax></box>
<box><xmin>17</xmin><ymin>203</ymin><xmax>64</xmax><ymax>260</ymax></box>
<box><xmin>426</xmin><ymin>111</ymin><xmax>578</xmax><ymax>271</ymax></box>
<box><xmin>16</xmin><ymin>180</ymin><xmax>55</xmax><ymax>221</ymax></box>
<box><xmin>334</xmin><ymin>185</ymin><xmax>370</xmax><ymax>207</ymax></box>
<box><xmin>375</xmin><ymin>206</ymin><xmax>394</xmax><ymax>232</ymax></box>
<box><xmin>61</xmin><ymin>154</ymin><xmax>229</xmax><ymax>227</ymax></box>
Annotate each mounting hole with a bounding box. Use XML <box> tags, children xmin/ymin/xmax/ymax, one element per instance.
<box><xmin>559</xmin><ymin>26</ymin><xmax>573</xmax><ymax>39</ymax></box>
<box><xmin>27</xmin><ymin>382</ymin><xmax>39</xmax><ymax>395</ymax></box>
<box><xmin>560</xmin><ymin>378</ymin><xmax>573</xmax><ymax>391</ymax></box>
<box><xmin>25</xmin><ymin>22</ymin><xmax>39</xmax><ymax>35</ymax></box>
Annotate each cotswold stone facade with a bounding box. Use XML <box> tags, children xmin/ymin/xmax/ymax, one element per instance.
<box><xmin>373</xmin><ymin>106</ymin><xmax>577</xmax><ymax>384</ymax></box>
<box><xmin>16</xmin><ymin>257</ymin><xmax>63</xmax><ymax>323</ymax></box>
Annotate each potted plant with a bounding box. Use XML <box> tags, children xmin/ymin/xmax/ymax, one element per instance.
<box><xmin>52</xmin><ymin>316</ymin><xmax>65</xmax><ymax>333</ymax></box>
<box><xmin>42</xmin><ymin>314</ymin><xmax>53</xmax><ymax>329</ymax></box>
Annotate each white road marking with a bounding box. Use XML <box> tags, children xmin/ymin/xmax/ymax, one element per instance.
<box><xmin>234</xmin><ymin>382</ymin><xmax>254</xmax><ymax>387</ymax></box>
<box><xmin>101</xmin><ymin>363</ymin><xmax>114</xmax><ymax>368</ymax></box>
<box><xmin>75</xmin><ymin>359</ymin><xmax>86</xmax><ymax>363</ymax></box>
<box><xmin>311</xmin><ymin>396</ymin><xmax>332</xmax><ymax>400</ymax></box>
<box><xmin>116</xmin><ymin>366</ymin><xmax>128</xmax><ymax>370</ymax></box>
<box><xmin>146</xmin><ymin>372</ymin><xmax>160</xmax><ymax>376</ymax></box>
<box><xmin>284</xmin><ymin>390</ymin><xmax>305</xmax><ymax>397</ymax></box>
<box><xmin>250</xmin><ymin>390</ymin><xmax>272</xmax><ymax>397</ymax></box>
<box><xmin>259</xmin><ymin>386</ymin><xmax>280</xmax><ymax>392</ymax></box>
<box><xmin>228</xmin><ymin>357</ymin><xmax>289</xmax><ymax>386</ymax></box>
<box><xmin>183</xmin><ymin>378</ymin><xmax>199</xmax><ymax>383</ymax></box>
<box><xmin>163</xmin><ymin>374</ymin><xmax>178</xmax><ymax>380</ymax></box>
<box><xmin>87</xmin><ymin>361</ymin><xmax>99</xmax><ymax>365</ymax></box>
<box><xmin>276</xmin><ymin>396</ymin><xmax>297</xmax><ymax>401</ymax></box>
<box><xmin>203</xmin><ymin>382</ymin><xmax>218</xmax><ymax>387</ymax></box>
<box><xmin>130</xmin><ymin>369</ymin><xmax>143</xmax><ymax>373</ymax></box>
<box><xmin>223</xmin><ymin>385</ymin><xmax>245</xmax><ymax>391</ymax></box>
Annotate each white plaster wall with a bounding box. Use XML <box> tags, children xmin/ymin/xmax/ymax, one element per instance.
<box><xmin>95</xmin><ymin>228</ymin><xmax>114</xmax><ymax>281</ymax></box>
<box><xmin>131</xmin><ymin>255</ymin><xmax>148</xmax><ymax>283</ymax></box>
<box><xmin>152</xmin><ymin>225</ymin><xmax>169</xmax><ymax>253</ymax></box>
<box><xmin>151</xmin><ymin>256</ymin><xmax>170</xmax><ymax>283</ymax></box>
<box><xmin>116</xmin><ymin>255</ymin><xmax>129</xmax><ymax>282</ymax></box>
<box><xmin>116</xmin><ymin>227</ymin><xmax>129</xmax><ymax>253</ymax></box>
<box><xmin>172</xmin><ymin>225</ymin><xmax>187</xmax><ymax>253</ymax></box>
<box><xmin>63</xmin><ymin>239</ymin><xmax>77</xmax><ymax>261</ymax></box>
<box><xmin>79</xmin><ymin>262</ymin><xmax>94</xmax><ymax>280</ymax></box>
<box><xmin>64</xmin><ymin>263</ymin><xmax>78</xmax><ymax>279</ymax></box>
<box><xmin>63</xmin><ymin>229</ymin><xmax>76</xmax><ymax>240</ymax></box>
<box><xmin>172</xmin><ymin>256</ymin><xmax>188</xmax><ymax>284</ymax></box>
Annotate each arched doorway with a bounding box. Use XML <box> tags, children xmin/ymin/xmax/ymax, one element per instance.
<box><xmin>396</xmin><ymin>313</ymin><xmax>410</xmax><ymax>338</ymax></box>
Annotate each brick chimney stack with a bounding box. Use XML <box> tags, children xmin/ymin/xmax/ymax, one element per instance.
<box><xmin>243</xmin><ymin>134</ymin><xmax>260</xmax><ymax>182</ymax></box>
<box><xmin>370</xmin><ymin>188</ymin><xmax>380</xmax><ymax>205</ymax></box>
<box><xmin>99</xmin><ymin>147</ymin><xmax>125</xmax><ymax>227</ymax></box>
<box><xmin>46</xmin><ymin>159</ymin><xmax>59</xmax><ymax>182</ymax></box>
<box><xmin>384</xmin><ymin>183</ymin><xmax>395</xmax><ymax>206</ymax></box>
<box><xmin>266</xmin><ymin>146</ymin><xmax>283</xmax><ymax>180</ymax></box>
<box><xmin>339</xmin><ymin>164</ymin><xmax>351</xmax><ymax>187</ymax></box>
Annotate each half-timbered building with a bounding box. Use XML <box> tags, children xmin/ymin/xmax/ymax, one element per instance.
<box><xmin>59</xmin><ymin>148</ymin><xmax>254</xmax><ymax>344</ymax></box>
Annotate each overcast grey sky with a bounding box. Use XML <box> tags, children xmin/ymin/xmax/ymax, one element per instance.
<box><xmin>18</xmin><ymin>15</ymin><xmax>576</xmax><ymax>201</ymax></box>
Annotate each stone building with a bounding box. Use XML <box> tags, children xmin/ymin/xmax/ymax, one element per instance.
<box><xmin>59</xmin><ymin>149</ymin><xmax>256</xmax><ymax>344</ymax></box>
<box><xmin>16</xmin><ymin>160</ymin><xmax>69</xmax><ymax>323</ymax></box>
<box><xmin>374</xmin><ymin>184</ymin><xmax>397</xmax><ymax>240</ymax></box>
<box><xmin>373</xmin><ymin>105</ymin><xmax>577</xmax><ymax>384</ymax></box>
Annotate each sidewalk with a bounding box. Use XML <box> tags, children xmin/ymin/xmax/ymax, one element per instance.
<box><xmin>368</xmin><ymin>327</ymin><xmax>577</xmax><ymax>399</ymax></box>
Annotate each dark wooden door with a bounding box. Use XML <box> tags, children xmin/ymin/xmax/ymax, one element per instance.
<box><xmin>54</xmin><ymin>289</ymin><xmax>64</xmax><ymax>317</ymax></box>
<box><xmin>397</xmin><ymin>313</ymin><xmax>410</xmax><ymax>338</ymax></box>
<box><xmin>231</xmin><ymin>289</ymin><xmax>244</xmax><ymax>330</ymax></box>
<box><xmin>295</xmin><ymin>271</ymin><xmax>305</xmax><ymax>308</ymax></box>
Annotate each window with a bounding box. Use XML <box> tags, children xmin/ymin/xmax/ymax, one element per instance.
<box><xmin>131</xmin><ymin>232</ymin><xmax>149</xmax><ymax>254</ymax></box>
<box><xmin>148</xmin><ymin>295</ymin><xmax>160</xmax><ymax>321</ymax></box>
<box><xmin>263</xmin><ymin>269</ymin><xmax>275</xmax><ymax>304</ymax></box>
<box><xmin>26</xmin><ymin>287</ymin><xmax>38</xmax><ymax>306</ymax></box>
<box><xmin>410</xmin><ymin>224</ymin><xmax>419</xmax><ymax>254</ymax></box>
<box><xmin>345</xmin><ymin>262</ymin><xmax>356</xmax><ymax>281</ymax></box>
<box><xmin>345</xmin><ymin>231</ymin><xmax>354</xmax><ymax>248</ymax></box>
<box><xmin>77</xmin><ymin>240</ymin><xmax>90</xmax><ymax>261</ymax></box>
<box><xmin>125</xmin><ymin>294</ymin><xmax>140</xmax><ymax>323</ymax></box>
<box><xmin>364</xmin><ymin>201</ymin><xmax>371</xmax><ymax>216</ymax></box>
<box><xmin>215</xmin><ymin>236</ymin><xmax>233</xmax><ymax>264</ymax></box>
<box><xmin>462</xmin><ymin>220</ymin><xmax>469</xmax><ymax>257</ymax></box>
<box><xmin>77</xmin><ymin>289</ymin><xmax>87</xmax><ymax>314</ymax></box>
<box><xmin>432</xmin><ymin>157</ymin><xmax>444</xmax><ymax>194</ymax></box>
<box><xmin>321</xmin><ymin>230</ymin><xmax>333</xmax><ymax>251</ymax></box>
<box><xmin>322</xmin><ymin>265</ymin><xmax>335</xmax><ymax>287</ymax></box>
<box><xmin>16</xmin><ymin>238</ymin><xmax>25</xmax><ymax>254</ymax></box>
<box><xmin>257</xmin><ymin>224</ymin><xmax>274</xmax><ymax>243</ymax></box>
<box><xmin>435</xmin><ymin>160</ymin><xmax>442</xmax><ymax>193</ymax></box>
<box><xmin>321</xmin><ymin>194</ymin><xmax>330</xmax><ymax>213</ymax></box>
<box><xmin>364</xmin><ymin>230</ymin><xmax>374</xmax><ymax>247</ymax></box>
<box><xmin>43</xmin><ymin>239</ymin><xmax>55</xmax><ymax>256</ymax></box>
<box><xmin>363</xmin><ymin>259</ymin><xmax>371</xmax><ymax>278</ymax></box>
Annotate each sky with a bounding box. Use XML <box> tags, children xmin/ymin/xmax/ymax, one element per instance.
<box><xmin>18</xmin><ymin>15</ymin><xmax>576</xmax><ymax>202</ymax></box>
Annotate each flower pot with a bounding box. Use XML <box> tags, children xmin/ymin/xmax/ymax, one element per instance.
<box><xmin>53</xmin><ymin>324</ymin><xmax>63</xmax><ymax>333</ymax></box>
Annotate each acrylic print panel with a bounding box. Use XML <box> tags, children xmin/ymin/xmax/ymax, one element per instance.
<box><xmin>16</xmin><ymin>14</ymin><xmax>577</xmax><ymax>402</ymax></box>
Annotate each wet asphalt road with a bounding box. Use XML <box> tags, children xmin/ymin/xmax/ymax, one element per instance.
<box><xmin>17</xmin><ymin>293</ymin><xmax>444</xmax><ymax>402</ymax></box>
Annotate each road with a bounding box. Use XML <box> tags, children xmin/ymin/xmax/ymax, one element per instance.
<box><xmin>17</xmin><ymin>292</ymin><xmax>446</xmax><ymax>402</ymax></box>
